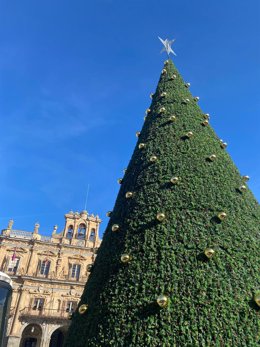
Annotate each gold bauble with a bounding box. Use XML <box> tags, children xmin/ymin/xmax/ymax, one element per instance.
<box><xmin>136</xmin><ymin>131</ymin><xmax>141</xmax><ymax>137</ymax></box>
<box><xmin>170</xmin><ymin>74</ymin><xmax>176</xmax><ymax>80</ymax></box>
<box><xmin>78</xmin><ymin>304</ymin><xmax>88</xmax><ymax>314</ymax></box>
<box><xmin>117</xmin><ymin>178</ymin><xmax>123</xmax><ymax>184</ymax></box>
<box><xmin>68</xmin><ymin>313</ymin><xmax>73</xmax><ymax>320</ymax></box>
<box><xmin>242</xmin><ymin>175</ymin><xmax>250</xmax><ymax>181</ymax></box>
<box><xmin>161</xmin><ymin>69</ymin><xmax>167</xmax><ymax>74</ymax></box>
<box><xmin>160</xmin><ymin>92</ymin><xmax>167</xmax><ymax>98</ymax></box>
<box><xmin>169</xmin><ymin>115</ymin><xmax>176</xmax><ymax>122</ymax></box>
<box><xmin>204</xmin><ymin>248</ymin><xmax>215</xmax><ymax>259</ymax></box>
<box><xmin>112</xmin><ymin>224</ymin><xmax>120</xmax><ymax>232</ymax></box>
<box><xmin>138</xmin><ymin>143</ymin><xmax>146</xmax><ymax>149</ymax></box>
<box><xmin>146</xmin><ymin>108</ymin><xmax>151</xmax><ymax>114</ymax></box>
<box><xmin>209</xmin><ymin>154</ymin><xmax>217</xmax><ymax>161</ymax></box>
<box><xmin>183</xmin><ymin>98</ymin><xmax>190</xmax><ymax>103</ymax></box>
<box><xmin>106</xmin><ymin>211</ymin><xmax>112</xmax><ymax>217</ymax></box>
<box><xmin>204</xmin><ymin>113</ymin><xmax>210</xmax><ymax>119</ymax></box>
<box><xmin>239</xmin><ymin>185</ymin><xmax>247</xmax><ymax>192</ymax></box>
<box><xmin>156</xmin><ymin>294</ymin><xmax>168</xmax><ymax>308</ymax></box>
<box><xmin>159</xmin><ymin>107</ymin><xmax>166</xmax><ymax>113</ymax></box>
<box><xmin>218</xmin><ymin>212</ymin><xmax>227</xmax><ymax>221</ymax></box>
<box><xmin>202</xmin><ymin>120</ymin><xmax>209</xmax><ymax>126</ymax></box>
<box><xmin>220</xmin><ymin>140</ymin><xmax>227</xmax><ymax>149</ymax></box>
<box><xmin>120</xmin><ymin>253</ymin><xmax>131</xmax><ymax>263</ymax></box>
<box><xmin>185</xmin><ymin>82</ymin><xmax>191</xmax><ymax>88</ymax></box>
<box><xmin>194</xmin><ymin>96</ymin><xmax>200</xmax><ymax>101</ymax></box>
<box><xmin>150</xmin><ymin>93</ymin><xmax>154</xmax><ymax>99</ymax></box>
<box><xmin>254</xmin><ymin>292</ymin><xmax>260</xmax><ymax>307</ymax></box>
<box><xmin>186</xmin><ymin>131</ymin><xmax>193</xmax><ymax>138</ymax></box>
<box><xmin>125</xmin><ymin>191</ymin><xmax>133</xmax><ymax>199</ymax></box>
<box><xmin>170</xmin><ymin>176</ymin><xmax>179</xmax><ymax>184</ymax></box>
<box><xmin>150</xmin><ymin>155</ymin><xmax>158</xmax><ymax>162</ymax></box>
<box><xmin>164</xmin><ymin>60</ymin><xmax>169</xmax><ymax>65</ymax></box>
<box><xmin>156</xmin><ymin>213</ymin><xmax>166</xmax><ymax>222</ymax></box>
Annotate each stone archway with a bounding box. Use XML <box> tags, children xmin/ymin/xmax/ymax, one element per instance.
<box><xmin>20</xmin><ymin>324</ymin><xmax>42</xmax><ymax>347</ymax></box>
<box><xmin>49</xmin><ymin>326</ymin><xmax>68</xmax><ymax>347</ymax></box>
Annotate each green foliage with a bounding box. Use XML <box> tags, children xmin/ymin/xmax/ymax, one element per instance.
<box><xmin>65</xmin><ymin>60</ymin><xmax>260</xmax><ymax>346</ymax></box>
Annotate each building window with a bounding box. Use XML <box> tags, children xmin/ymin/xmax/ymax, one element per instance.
<box><xmin>77</xmin><ymin>224</ymin><xmax>86</xmax><ymax>239</ymax></box>
<box><xmin>32</xmin><ymin>298</ymin><xmax>44</xmax><ymax>310</ymax></box>
<box><xmin>66</xmin><ymin>301</ymin><xmax>77</xmax><ymax>313</ymax></box>
<box><xmin>89</xmin><ymin>229</ymin><xmax>95</xmax><ymax>242</ymax></box>
<box><xmin>7</xmin><ymin>257</ymin><xmax>20</xmax><ymax>274</ymax></box>
<box><xmin>39</xmin><ymin>260</ymin><xmax>50</xmax><ymax>276</ymax></box>
<box><xmin>71</xmin><ymin>264</ymin><xmax>81</xmax><ymax>280</ymax></box>
<box><xmin>66</xmin><ymin>226</ymin><xmax>74</xmax><ymax>239</ymax></box>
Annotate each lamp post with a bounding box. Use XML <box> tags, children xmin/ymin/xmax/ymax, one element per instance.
<box><xmin>0</xmin><ymin>272</ymin><xmax>12</xmax><ymax>347</ymax></box>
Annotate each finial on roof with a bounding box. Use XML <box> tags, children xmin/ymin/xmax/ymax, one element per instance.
<box><xmin>7</xmin><ymin>219</ymin><xmax>14</xmax><ymax>230</ymax></box>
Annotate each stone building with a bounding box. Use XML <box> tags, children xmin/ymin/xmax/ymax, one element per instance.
<box><xmin>0</xmin><ymin>210</ymin><xmax>101</xmax><ymax>347</ymax></box>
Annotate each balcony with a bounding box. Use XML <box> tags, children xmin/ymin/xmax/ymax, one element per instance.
<box><xmin>19</xmin><ymin>307</ymin><xmax>73</xmax><ymax>322</ymax></box>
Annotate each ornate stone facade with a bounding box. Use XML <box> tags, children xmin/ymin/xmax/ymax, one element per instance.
<box><xmin>0</xmin><ymin>210</ymin><xmax>101</xmax><ymax>347</ymax></box>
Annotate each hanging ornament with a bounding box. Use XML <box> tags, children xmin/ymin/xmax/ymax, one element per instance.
<box><xmin>242</xmin><ymin>175</ymin><xmax>250</xmax><ymax>181</ymax></box>
<box><xmin>220</xmin><ymin>140</ymin><xmax>228</xmax><ymax>148</ymax></box>
<box><xmin>170</xmin><ymin>74</ymin><xmax>177</xmax><ymax>80</ymax></box>
<box><xmin>112</xmin><ymin>224</ymin><xmax>120</xmax><ymax>232</ymax></box>
<box><xmin>150</xmin><ymin>155</ymin><xmax>158</xmax><ymax>162</ymax></box>
<box><xmin>218</xmin><ymin>212</ymin><xmax>227</xmax><ymax>221</ymax></box>
<box><xmin>202</xmin><ymin>120</ymin><xmax>209</xmax><ymax>126</ymax></box>
<box><xmin>170</xmin><ymin>177</ymin><xmax>179</xmax><ymax>184</ymax></box>
<box><xmin>117</xmin><ymin>178</ymin><xmax>123</xmax><ymax>184</ymax></box>
<box><xmin>160</xmin><ymin>92</ymin><xmax>167</xmax><ymax>98</ymax></box>
<box><xmin>204</xmin><ymin>248</ymin><xmax>215</xmax><ymax>259</ymax></box>
<box><xmin>185</xmin><ymin>131</ymin><xmax>193</xmax><ymax>138</ymax></box>
<box><xmin>159</xmin><ymin>107</ymin><xmax>166</xmax><ymax>114</ymax></box>
<box><xmin>125</xmin><ymin>192</ymin><xmax>133</xmax><ymax>199</ymax></box>
<box><xmin>78</xmin><ymin>304</ymin><xmax>88</xmax><ymax>314</ymax></box>
<box><xmin>121</xmin><ymin>254</ymin><xmax>132</xmax><ymax>263</ymax></box>
<box><xmin>183</xmin><ymin>98</ymin><xmax>190</xmax><ymax>104</ymax></box>
<box><xmin>161</xmin><ymin>69</ymin><xmax>167</xmax><ymax>75</ymax></box>
<box><xmin>208</xmin><ymin>154</ymin><xmax>217</xmax><ymax>161</ymax></box>
<box><xmin>185</xmin><ymin>82</ymin><xmax>191</xmax><ymax>88</ymax></box>
<box><xmin>169</xmin><ymin>115</ymin><xmax>177</xmax><ymax>122</ymax></box>
<box><xmin>136</xmin><ymin>131</ymin><xmax>141</xmax><ymax>137</ymax></box>
<box><xmin>156</xmin><ymin>213</ymin><xmax>166</xmax><ymax>222</ymax></box>
<box><xmin>194</xmin><ymin>96</ymin><xmax>200</xmax><ymax>101</ymax></box>
<box><xmin>238</xmin><ymin>185</ymin><xmax>247</xmax><ymax>192</ymax></box>
<box><xmin>138</xmin><ymin>143</ymin><xmax>146</xmax><ymax>149</ymax></box>
<box><xmin>254</xmin><ymin>292</ymin><xmax>260</xmax><ymax>307</ymax></box>
<box><xmin>150</xmin><ymin>93</ymin><xmax>154</xmax><ymax>99</ymax></box>
<box><xmin>106</xmin><ymin>211</ymin><xmax>112</xmax><ymax>217</ymax></box>
<box><xmin>156</xmin><ymin>294</ymin><xmax>168</xmax><ymax>308</ymax></box>
<box><xmin>204</xmin><ymin>113</ymin><xmax>210</xmax><ymax>120</ymax></box>
<box><xmin>146</xmin><ymin>108</ymin><xmax>151</xmax><ymax>115</ymax></box>
<box><xmin>164</xmin><ymin>60</ymin><xmax>169</xmax><ymax>65</ymax></box>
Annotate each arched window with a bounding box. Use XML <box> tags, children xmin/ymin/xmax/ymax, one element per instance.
<box><xmin>89</xmin><ymin>229</ymin><xmax>95</xmax><ymax>242</ymax></box>
<box><xmin>66</xmin><ymin>226</ymin><xmax>74</xmax><ymax>239</ymax></box>
<box><xmin>77</xmin><ymin>224</ymin><xmax>86</xmax><ymax>239</ymax></box>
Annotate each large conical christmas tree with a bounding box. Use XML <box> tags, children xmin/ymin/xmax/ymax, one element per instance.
<box><xmin>65</xmin><ymin>52</ymin><xmax>260</xmax><ymax>346</ymax></box>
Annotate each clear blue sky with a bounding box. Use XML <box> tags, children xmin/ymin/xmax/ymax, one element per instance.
<box><xmin>0</xmin><ymin>0</ymin><xmax>259</xmax><ymax>237</ymax></box>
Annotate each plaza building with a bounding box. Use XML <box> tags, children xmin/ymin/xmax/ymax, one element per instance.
<box><xmin>0</xmin><ymin>210</ymin><xmax>101</xmax><ymax>347</ymax></box>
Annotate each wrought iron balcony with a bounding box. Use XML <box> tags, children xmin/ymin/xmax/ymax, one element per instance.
<box><xmin>19</xmin><ymin>307</ymin><xmax>73</xmax><ymax>320</ymax></box>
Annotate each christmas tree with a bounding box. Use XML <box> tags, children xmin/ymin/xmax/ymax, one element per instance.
<box><xmin>65</xmin><ymin>44</ymin><xmax>260</xmax><ymax>346</ymax></box>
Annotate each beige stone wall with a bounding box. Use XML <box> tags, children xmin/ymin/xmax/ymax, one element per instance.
<box><xmin>0</xmin><ymin>210</ymin><xmax>101</xmax><ymax>347</ymax></box>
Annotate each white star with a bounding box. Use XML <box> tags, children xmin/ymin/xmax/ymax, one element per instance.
<box><xmin>158</xmin><ymin>36</ymin><xmax>177</xmax><ymax>56</ymax></box>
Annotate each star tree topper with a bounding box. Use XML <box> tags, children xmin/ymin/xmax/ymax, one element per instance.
<box><xmin>158</xmin><ymin>36</ymin><xmax>177</xmax><ymax>57</ymax></box>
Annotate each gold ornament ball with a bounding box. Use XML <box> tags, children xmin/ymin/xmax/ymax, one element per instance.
<box><xmin>185</xmin><ymin>82</ymin><xmax>191</xmax><ymax>88</ymax></box>
<box><xmin>159</xmin><ymin>107</ymin><xmax>166</xmax><ymax>113</ymax></box>
<box><xmin>239</xmin><ymin>185</ymin><xmax>247</xmax><ymax>192</ymax></box>
<box><xmin>204</xmin><ymin>248</ymin><xmax>215</xmax><ymax>259</ymax></box>
<box><xmin>194</xmin><ymin>96</ymin><xmax>200</xmax><ymax>101</ymax></box>
<box><xmin>68</xmin><ymin>313</ymin><xmax>73</xmax><ymax>320</ymax></box>
<box><xmin>186</xmin><ymin>131</ymin><xmax>193</xmax><ymax>138</ymax></box>
<box><xmin>242</xmin><ymin>175</ymin><xmax>250</xmax><ymax>181</ymax></box>
<box><xmin>164</xmin><ymin>60</ymin><xmax>169</xmax><ymax>65</ymax></box>
<box><xmin>156</xmin><ymin>294</ymin><xmax>168</xmax><ymax>308</ymax></box>
<box><xmin>156</xmin><ymin>212</ymin><xmax>166</xmax><ymax>222</ymax></box>
<box><xmin>138</xmin><ymin>143</ymin><xmax>146</xmax><ymax>149</ymax></box>
<box><xmin>106</xmin><ymin>211</ymin><xmax>112</xmax><ymax>217</ymax></box>
<box><xmin>170</xmin><ymin>176</ymin><xmax>179</xmax><ymax>184</ymax></box>
<box><xmin>161</xmin><ymin>68</ymin><xmax>167</xmax><ymax>74</ymax></box>
<box><xmin>209</xmin><ymin>154</ymin><xmax>217</xmax><ymax>161</ymax></box>
<box><xmin>78</xmin><ymin>304</ymin><xmax>88</xmax><ymax>314</ymax></box>
<box><xmin>112</xmin><ymin>224</ymin><xmax>120</xmax><ymax>232</ymax></box>
<box><xmin>202</xmin><ymin>120</ymin><xmax>209</xmax><ymax>126</ymax></box>
<box><xmin>117</xmin><ymin>178</ymin><xmax>123</xmax><ymax>184</ymax></box>
<box><xmin>125</xmin><ymin>191</ymin><xmax>133</xmax><ymax>199</ymax></box>
<box><xmin>150</xmin><ymin>93</ymin><xmax>154</xmax><ymax>99</ymax></box>
<box><xmin>204</xmin><ymin>113</ymin><xmax>210</xmax><ymax>119</ymax></box>
<box><xmin>121</xmin><ymin>254</ymin><xmax>131</xmax><ymax>263</ymax></box>
<box><xmin>183</xmin><ymin>98</ymin><xmax>190</xmax><ymax>103</ymax></box>
<box><xmin>150</xmin><ymin>155</ymin><xmax>158</xmax><ymax>163</ymax></box>
<box><xmin>254</xmin><ymin>292</ymin><xmax>260</xmax><ymax>307</ymax></box>
<box><xmin>169</xmin><ymin>115</ymin><xmax>176</xmax><ymax>122</ymax></box>
<box><xmin>136</xmin><ymin>131</ymin><xmax>141</xmax><ymax>137</ymax></box>
<box><xmin>170</xmin><ymin>74</ymin><xmax>176</xmax><ymax>80</ymax></box>
<box><xmin>220</xmin><ymin>140</ymin><xmax>227</xmax><ymax>149</ymax></box>
<box><xmin>160</xmin><ymin>92</ymin><xmax>167</xmax><ymax>98</ymax></box>
<box><xmin>218</xmin><ymin>212</ymin><xmax>227</xmax><ymax>221</ymax></box>
<box><xmin>146</xmin><ymin>108</ymin><xmax>151</xmax><ymax>114</ymax></box>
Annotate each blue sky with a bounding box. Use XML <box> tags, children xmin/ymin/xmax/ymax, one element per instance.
<box><xmin>0</xmin><ymin>0</ymin><xmax>259</xmax><ymax>237</ymax></box>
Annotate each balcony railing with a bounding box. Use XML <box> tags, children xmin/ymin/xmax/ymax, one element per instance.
<box><xmin>19</xmin><ymin>307</ymin><xmax>74</xmax><ymax>320</ymax></box>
